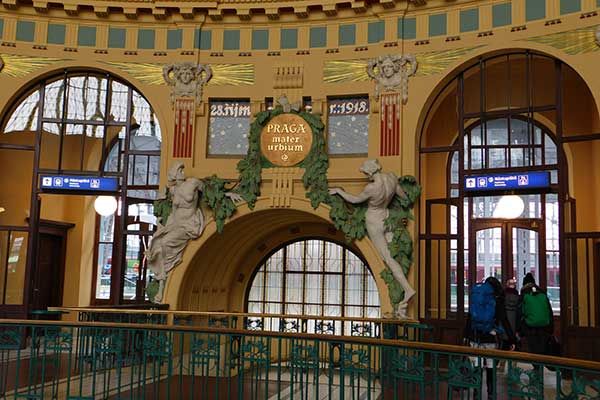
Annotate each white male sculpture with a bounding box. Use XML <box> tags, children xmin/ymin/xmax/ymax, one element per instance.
<box><xmin>146</xmin><ymin>162</ymin><xmax>205</xmax><ymax>302</ymax></box>
<box><xmin>329</xmin><ymin>159</ymin><xmax>416</xmax><ymax>318</ymax></box>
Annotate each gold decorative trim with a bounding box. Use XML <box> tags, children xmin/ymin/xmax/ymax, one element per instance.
<box><xmin>0</xmin><ymin>54</ymin><xmax>70</xmax><ymax>78</ymax></box>
<box><xmin>103</xmin><ymin>62</ymin><xmax>254</xmax><ymax>86</ymax></box>
<box><xmin>210</xmin><ymin>63</ymin><xmax>254</xmax><ymax>86</ymax></box>
<box><xmin>323</xmin><ymin>46</ymin><xmax>483</xmax><ymax>83</ymax></box>
<box><xmin>526</xmin><ymin>25</ymin><xmax>599</xmax><ymax>56</ymax></box>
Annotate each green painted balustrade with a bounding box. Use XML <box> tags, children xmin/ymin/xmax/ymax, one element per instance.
<box><xmin>0</xmin><ymin>320</ymin><xmax>598</xmax><ymax>399</ymax></box>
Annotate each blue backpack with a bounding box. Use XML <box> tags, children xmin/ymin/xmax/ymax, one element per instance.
<box><xmin>470</xmin><ymin>282</ymin><xmax>496</xmax><ymax>334</ymax></box>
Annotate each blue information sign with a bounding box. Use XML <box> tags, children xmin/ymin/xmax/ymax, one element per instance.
<box><xmin>464</xmin><ymin>171</ymin><xmax>550</xmax><ymax>192</ymax></box>
<box><xmin>40</xmin><ymin>175</ymin><xmax>119</xmax><ymax>192</ymax></box>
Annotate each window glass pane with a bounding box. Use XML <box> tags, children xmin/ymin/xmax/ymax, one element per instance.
<box><xmin>285</xmin><ymin>273</ymin><xmax>303</xmax><ymax>303</ymax></box>
<box><xmin>4</xmin><ymin>232</ymin><xmax>28</xmax><ymax>304</ymax></box>
<box><xmin>510</xmin><ymin>118</ymin><xmax>530</xmax><ymax>145</ymax></box>
<box><xmin>124</xmin><ymin>234</ymin><xmax>142</xmax><ymax>300</ymax></box>
<box><xmin>286</xmin><ymin>241</ymin><xmax>303</xmax><ymax>271</ymax></box>
<box><xmin>249</xmin><ymin>270</ymin><xmax>264</xmax><ymax>301</ymax></box>
<box><xmin>544</xmin><ymin>134</ymin><xmax>557</xmax><ymax>164</ymax></box>
<box><xmin>324</xmin><ymin>241</ymin><xmax>342</xmax><ymax>272</ymax></box>
<box><xmin>345</xmin><ymin>255</ymin><xmax>364</xmax><ymax>305</ymax></box>
<box><xmin>3</xmin><ymin>90</ymin><xmax>40</xmax><ymax>135</ymax></box>
<box><xmin>512</xmin><ymin>227</ymin><xmax>539</xmax><ymax>292</ymax></box>
<box><xmin>327</xmin><ymin>97</ymin><xmax>369</xmax><ymax>155</ymax></box>
<box><xmin>324</xmin><ymin>275</ymin><xmax>342</xmax><ymax>304</ymax></box>
<box><xmin>208</xmin><ymin>100</ymin><xmax>251</xmax><ymax>155</ymax></box>
<box><xmin>265</xmin><ymin>271</ymin><xmax>282</xmax><ymax>302</ymax></box>
<box><xmin>469</xmin><ymin>148</ymin><xmax>484</xmax><ymax>169</ymax></box>
<box><xmin>96</xmin><ymin>243</ymin><xmax>112</xmax><ymax>300</ymax></box>
<box><xmin>65</xmin><ymin>76</ymin><xmax>107</xmax><ymax>121</ymax></box>
<box><xmin>486</xmin><ymin>119</ymin><xmax>508</xmax><ymax>145</ymax></box>
<box><xmin>43</xmin><ymin>79</ymin><xmax>65</xmax><ymax>119</ymax></box>
<box><xmin>110</xmin><ymin>81</ymin><xmax>129</xmax><ymax>123</ymax></box>
<box><xmin>248</xmin><ymin>301</ymin><xmax>262</xmax><ymax>313</ymax></box>
<box><xmin>488</xmin><ymin>148</ymin><xmax>506</xmax><ymax>168</ymax></box>
<box><xmin>545</xmin><ymin>193</ymin><xmax>560</xmax><ymax>314</ymax></box>
<box><xmin>99</xmin><ymin>214</ymin><xmax>115</xmax><ymax>242</ymax></box>
<box><xmin>131</xmin><ymin>92</ymin><xmax>162</xmax><ymax>144</ymax></box>
<box><xmin>128</xmin><ymin>203</ymin><xmax>156</xmax><ymax>226</ymax></box>
<box><xmin>104</xmin><ymin>140</ymin><xmax>122</xmax><ymax>172</ymax></box>
<box><xmin>450</xmin><ymin>152</ymin><xmax>459</xmax><ymax>185</ymax></box>
<box><xmin>304</xmin><ymin>274</ymin><xmax>322</xmax><ymax>305</ymax></box>
<box><xmin>305</xmin><ymin>240</ymin><xmax>323</xmax><ymax>271</ymax></box>
<box><xmin>128</xmin><ymin>155</ymin><xmax>149</xmax><ymax>185</ymax></box>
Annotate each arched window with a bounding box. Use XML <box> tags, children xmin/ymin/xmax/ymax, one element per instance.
<box><xmin>246</xmin><ymin>239</ymin><xmax>380</xmax><ymax>332</ymax></box>
<box><xmin>419</xmin><ymin>52</ymin><xmax>569</xmax><ymax>329</ymax></box>
<box><xmin>1</xmin><ymin>70</ymin><xmax>161</xmax><ymax>305</ymax></box>
<box><xmin>446</xmin><ymin>117</ymin><xmax>560</xmax><ymax>312</ymax></box>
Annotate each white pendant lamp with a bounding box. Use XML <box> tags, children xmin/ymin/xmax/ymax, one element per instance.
<box><xmin>493</xmin><ymin>195</ymin><xmax>525</xmax><ymax>219</ymax></box>
<box><xmin>94</xmin><ymin>196</ymin><xmax>118</xmax><ymax>216</ymax></box>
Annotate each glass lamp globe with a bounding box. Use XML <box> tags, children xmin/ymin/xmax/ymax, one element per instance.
<box><xmin>94</xmin><ymin>196</ymin><xmax>118</xmax><ymax>216</ymax></box>
<box><xmin>493</xmin><ymin>195</ymin><xmax>525</xmax><ymax>219</ymax></box>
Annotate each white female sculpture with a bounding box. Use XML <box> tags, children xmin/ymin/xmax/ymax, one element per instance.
<box><xmin>146</xmin><ymin>162</ymin><xmax>205</xmax><ymax>302</ymax></box>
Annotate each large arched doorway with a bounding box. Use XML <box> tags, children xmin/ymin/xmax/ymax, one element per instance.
<box><xmin>171</xmin><ymin>203</ymin><xmax>391</xmax><ymax>320</ymax></box>
<box><xmin>0</xmin><ymin>70</ymin><xmax>162</xmax><ymax>315</ymax></box>
<box><xmin>418</xmin><ymin>50</ymin><xmax>600</xmax><ymax>358</ymax></box>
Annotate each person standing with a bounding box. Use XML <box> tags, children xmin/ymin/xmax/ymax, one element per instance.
<box><xmin>464</xmin><ymin>277</ymin><xmax>516</xmax><ymax>398</ymax></box>
<box><xmin>518</xmin><ymin>273</ymin><xmax>554</xmax><ymax>356</ymax></box>
<box><xmin>503</xmin><ymin>278</ymin><xmax>520</xmax><ymax>350</ymax></box>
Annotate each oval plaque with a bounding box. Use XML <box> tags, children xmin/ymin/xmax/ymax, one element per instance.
<box><xmin>260</xmin><ymin>113</ymin><xmax>313</xmax><ymax>167</ymax></box>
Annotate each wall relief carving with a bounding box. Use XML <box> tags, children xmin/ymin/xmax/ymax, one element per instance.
<box><xmin>366</xmin><ymin>54</ymin><xmax>418</xmax><ymax>104</ymax></box>
<box><xmin>162</xmin><ymin>62</ymin><xmax>213</xmax><ymax>105</ymax></box>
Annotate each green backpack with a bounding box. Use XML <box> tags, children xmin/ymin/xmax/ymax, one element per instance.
<box><xmin>522</xmin><ymin>292</ymin><xmax>551</xmax><ymax>327</ymax></box>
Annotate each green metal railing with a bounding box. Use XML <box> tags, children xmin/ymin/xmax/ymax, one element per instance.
<box><xmin>51</xmin><ymin>307</ymin><xmax>434</xmax><ymax>340</ymax></box>
<box><xmin>0</xmin><ymin>320</ymin><xmax>599</xmax><ymax>399</ymax></box>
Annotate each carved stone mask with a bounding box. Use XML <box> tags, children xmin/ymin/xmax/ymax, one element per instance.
<box><xmin>381</xmin><ymin>60</ymin><xmax>396</xmax><ymax>78</ymax></box>
<box><xmin>178</xmin><ymin>68</ymin><xmax>194</xmax><ymax>85</ymax></box>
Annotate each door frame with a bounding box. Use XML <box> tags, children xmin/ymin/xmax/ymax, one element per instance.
<box><xmin>30</xmin><ymin>219</ymin><xmax>73</xmax><ymax>312</ymax></box>
<box><xmin>468</xmin><ymin>218</ymin><xmax>546</xmax><ymax>288</ymax></box>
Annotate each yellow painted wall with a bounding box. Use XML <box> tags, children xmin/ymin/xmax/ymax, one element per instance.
<box><xmin>0</xmin><ymin>0</ymin><xmax>597</xmax><ymax>321</ymax></box>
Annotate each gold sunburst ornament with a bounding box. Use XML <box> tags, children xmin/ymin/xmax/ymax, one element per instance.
<box><xmin>0</xmin><ymin>54</ymin><xmax>69</xmax><ymax>78</ymax></box>
<box><xmin>323</xmin><ymin>46</ymin><xmax>483</xmax><ymax>83</ymax></box>
<box><xmin>103</xmin><ymin>62</ymin><xmax>255</xmax><ymax>86</ymax></box>
<box><xmin>526</xmin><ymin>25</ymin><xmax>600</xmax><ymax>55</ymax></box>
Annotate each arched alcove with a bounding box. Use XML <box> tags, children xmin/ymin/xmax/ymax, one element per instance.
<box><xmin>415</xmin><ymin>49</ymin><xmax>600</xmax><ymax>353</ymax></box>
<box><xmin>163</xmin><ymin>196</ymin><xmax>396</xmax><ymax>316</ymax></box>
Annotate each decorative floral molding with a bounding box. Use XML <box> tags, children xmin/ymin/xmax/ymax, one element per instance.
<box><xmin>526</xmin><ymin>25</ymin><xmax>600</xmax><ymax>55</ymax></box>
<box><xmin>103</xmin><ymin>62</ymin><xmax>255</xmax><ymax>86</ymax></box>
<box><xmin>0</xmin><ymin>54</ymin><xmax>70</xmax><ymax>78</ymax></box>
<box><xmin>323</xmin><ymin>46</ymin><xmax>483</xmax><ymax>83</ymax></box>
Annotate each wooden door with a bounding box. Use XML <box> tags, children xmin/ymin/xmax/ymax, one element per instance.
<box><xmin>31</xmin><ymin>232</ymin><xmax>66</xmax><ymax>313</ymax></box>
